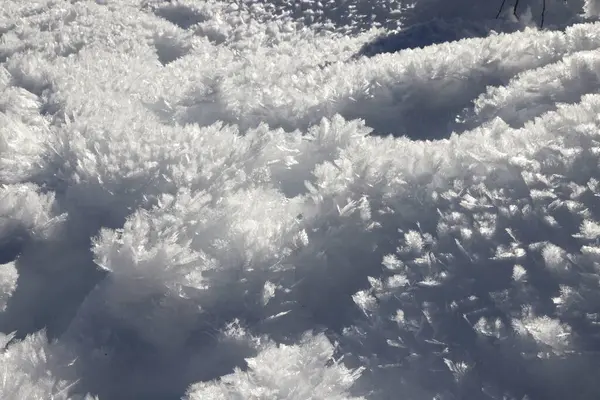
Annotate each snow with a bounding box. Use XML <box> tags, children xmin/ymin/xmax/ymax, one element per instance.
<box><xmin>3</xmin><ymin>0</ymin><xmax>600</xmax><ymax>399</ymax></box>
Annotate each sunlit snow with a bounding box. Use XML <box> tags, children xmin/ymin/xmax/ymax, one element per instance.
<box><xmin>3</xmin><ymin>0</ymin><xmax>600</xmax><ymax>399</ymax></box>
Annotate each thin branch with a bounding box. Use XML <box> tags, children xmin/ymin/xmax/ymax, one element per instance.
<box><xmin>497</xmin><ymin>0</ymin><xmax>546</xmax><ymax>29</ymax></box>
<box><xmin>540</xmin><ymin>0</ymin><xmax>546</xmax><ymax>28</ymax></box>
<box><xmin>496</xmin><ymin>0</ymin><xmax>508</xmax><ymax>19</ymax></box>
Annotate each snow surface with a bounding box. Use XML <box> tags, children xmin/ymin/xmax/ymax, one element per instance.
<box><xmin>4</xmin><ymin>0</ymin><xmax>600</xmax><ymax>399</ymax></box>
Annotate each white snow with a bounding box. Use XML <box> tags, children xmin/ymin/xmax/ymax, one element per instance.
<box><xmin>3</xmin><ymin>0</ymin><xmax>600</xmax><ymax>399</ymax></box>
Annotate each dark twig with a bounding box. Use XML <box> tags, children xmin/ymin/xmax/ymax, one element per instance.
<box><xmin>540</xmin><ymin>0</ymin><xmax>546</xmax><ymax>28</ymax></box>
<box><xmin>496</xmin><ymin>0</ymin><xmax>508</xmax><ymax>18</ymax></box>
<box><xmin>496</xmin><ymin>0</ymin><xmax>547</xmax><ymax>29</ymax></box>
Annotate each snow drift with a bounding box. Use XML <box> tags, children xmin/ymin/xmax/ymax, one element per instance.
<box><xmin>3</xmin><ymin>0</ymin><xmax>600</xmax><ymax>399</ymax></box>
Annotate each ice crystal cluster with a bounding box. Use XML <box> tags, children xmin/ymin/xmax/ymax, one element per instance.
<box><xmin>2</xmin><ymin>0</ymin><xmax>600</xmax><ymax>399</ymax></box>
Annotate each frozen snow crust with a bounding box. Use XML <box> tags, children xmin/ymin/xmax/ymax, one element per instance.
<box><xmin>3</xmin><ymin>0</ymin><xmax>600</xmax><ymax>399</ymax></box>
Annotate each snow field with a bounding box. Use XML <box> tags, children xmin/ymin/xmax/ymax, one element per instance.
<box><xmin>3</xmin><ymin>0</ymin><xmax>600</xmax><ymax>399</ymax></box>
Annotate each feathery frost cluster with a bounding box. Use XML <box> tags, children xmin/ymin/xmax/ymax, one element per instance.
<box><xmin>3</xmin><ymin>0</ymin><xmax>600</xmax><ymax>399</ymax></box>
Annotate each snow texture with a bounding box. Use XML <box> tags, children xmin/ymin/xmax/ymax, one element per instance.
<box><xmin>3</xmin><ymin>0</ymin><xmax>600</xmax><ymax>399</ymax></box>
